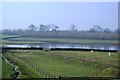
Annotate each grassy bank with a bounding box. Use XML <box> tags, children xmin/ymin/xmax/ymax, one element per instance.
<box><xmin>0</xmin><ymin>54</ymin><xmax>2</xmax><ymax>78</ymax></box>
<box><xmin>2</xmin><ymin>58</ymin><xmax>14</xmax><ymax>78</ymax></box>
<box><xmin>2</xmin><ymin>35</ymin><xmax>20</xmax><ymax>38</ymax></box>
<box><xmin>2</xmin><ymin>40</ymin><xmax>45</xmax><ymax>45</ymax></box>
<box><xmin>3</xmin><ymin>50</ymin><xmax>118</xmax><ymax>78</ymax></box>
<box><xmin>2</xmin><ymin>36</ymin><xmax>118</xmax><ymax>45</ymax></box>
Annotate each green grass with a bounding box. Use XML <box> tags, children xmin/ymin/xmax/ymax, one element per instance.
<box><xmin>2</xmin><ymin>40</ymin><xmax>45</xmax><ymax>45</ymax></box>
<box><xmin>95</xmin><ymin>67</ymin><xmax>118</xmax><ymax>77</ymax></box>
<box><xmin>2</xmin><ymin>58</ymin><xmax>15</xmax><ymax>78</ymax></box>
<box><xmin>4</xmin><ymin>52</ymin><xmax>44</xmax><ymax>78</ymax></box>
<box><xmin>2</xmin><ymin>35</ymin><xmax>118</xmax><ymax>44</ymax></box>
<box><xmin>0</xmin><ymin>54</ymin><xmax>2</xmax><ymax>78</ymax></box>
<box><xmin>3</xmin><ymin>50</ymin><xmax>118</xmax><ymax>78</ymax></box>
<box><xmin>2</xmin><ymin>35</ymin><xmax>20</xmax><ymax>38</ymax></box>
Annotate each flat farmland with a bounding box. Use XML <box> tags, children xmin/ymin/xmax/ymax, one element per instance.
<box><xmin>3</xmin><ymin>50</ymin><xmax>119</xmax><ymax>78</ymax></box>
<box><xmin>2</xmin><ymin>35</ymin><xmax>118</xmax><ymax>45</ymax></box>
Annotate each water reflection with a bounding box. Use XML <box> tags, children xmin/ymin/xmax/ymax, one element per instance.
<box><xmin>5</xmin><ymin>43</ymin><xmax>118</xmax><ymax>50</ymax></box>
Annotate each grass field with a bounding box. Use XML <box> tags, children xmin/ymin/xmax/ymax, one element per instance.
<box><xmin>2</xmin><ymin>58</ymin><xmax>15</xmax><ymax>78</ymax></box>
<box><xmin>3</xmin><ymin>50</ymin><xmax>119</xmax><ymax>78</ymax></box>
<box><xmin>0</xmin><ymin>54</ymin><xmax>2</xmax><ymax>78</ymax></box>
<box><xmin>2</xmin><ymin>34</ymin><xmax>119</xmax><ymax>79</ymax></box>
<box><xmin>2</xmin><ymin>35</ymin><xmax>118</xmax><ymax>45</ymax></box>
<box><xmin>2</xmin><ymin>35</ymin><xmax>20</xmax><ymax>38</ymax></box>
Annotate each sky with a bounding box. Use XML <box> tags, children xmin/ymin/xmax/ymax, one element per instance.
<box><xmin>1</xmin><ymin>2</ymin><xmax>118</xmax><ymax>30</ymax></box>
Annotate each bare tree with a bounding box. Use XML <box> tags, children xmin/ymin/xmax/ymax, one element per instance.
<box><xmin>38</xmin><ymin>24</ymin><xmax>51</xmax><ymax>31</ymax></box>
<box><xmin>69</xmin><ymin>24</ymin><xmax>78</xmax><ymax>31</ymax></box>
<box><xmin>48</xmin><ymin>24</ymin><xmax>59</xmax><ymax>31</ymax></box>
<box><xmin>93</xmin><ymin>25</ymin><xmax>104</xmax><ymax>32</ymax></box>
<box><xmin>28</xmin><ymin>24</ymin><xmax>36</xmax><ymax>31</ymax></box>
<box><xmin>39</xmin><ymin>24</ymin><xmax>45</xmax><ymax>31</ymax></box>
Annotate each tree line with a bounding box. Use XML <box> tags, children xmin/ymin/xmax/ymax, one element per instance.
<box><xmin>23</xmin><ymin>24</ymin><xmax>119</xmax><ymax>33</ymax></box>
<box><xmin>2</xmin><ymin>24</ymin><xmax>119</xmax><ymax>40</ymax></box>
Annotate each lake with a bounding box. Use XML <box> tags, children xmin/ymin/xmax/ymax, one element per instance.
<box><xmin>4</xmin><ymin>42</ymin><xmax>119</xmax><ymax>50</ymax></box>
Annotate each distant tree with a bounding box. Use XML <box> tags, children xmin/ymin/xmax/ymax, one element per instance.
<box><xmin>115</xmin><ymin>27</ymin><xmax>120</xmax><ymax>33</ymax></box>
<box><xmin>39</xmin><ymin>24</ymin><xmax>50</xmax><ymax>31</ymax></box>
<box><xmin>89</xmin><ymin>28</ymin><xmax>96</xmax><ymax>32</ymax></box>
<box><xmin>39</xmin><ymin>24</ymin><xmax>45</xmax><ymax>31</ymax></box>
<box><xmin>45</xmin><ymin>25</ymin><xmax>51</xmax><ymax>31</ymax></box>
<box><xmin>93</xmin><ymin>25</ymin><xmax>104</xmax><ymax>32</ymax></box>
<box><xmin>89</xmin><ymin>25</ymin><xmax>103</xmax><ymax>32</ymax></box>
<box><xmin>2</xmin><ymin>29</ymin><xmax>11</xmax><ymax>32</ymax></box>
<box><xmin>17</xmin><ymin>29</ymin><xmax>24</xmax><ymax>32</ymax></box>
<box><xmin>69</xmin><ymin>24</ymin><xmax>78</xmax><ymax>31</ymax></box>
<box><xmin>48</xmin><ymin>24</ymin><xmax>59</xmax><ymax>31</ymax></box>
<box><xmin>52</xmin><ymin>26</ymin><xmax>59</xmax><ymax>31</ymax></box>
<box><xmin>2</xmin><ymin>29</ymin><xmax>12</xmax><ymax>34</ymax></box>
<box><xmin>28</xmin><ymin>24</ymin><xmax>36</xmax><ymax>31</ymax></box>
<box><xmin>104</xmin><ymin>28</ymin><xmax>112</xmax><ymax>33</ymax></box>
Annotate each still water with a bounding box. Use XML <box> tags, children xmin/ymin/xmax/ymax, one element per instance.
<box><xmin>4</xmin><ymin>42</ymin><xmax>119</xmax><ymax>50</ymax></box>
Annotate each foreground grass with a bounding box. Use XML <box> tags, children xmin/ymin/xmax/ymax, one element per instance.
<box><xmin>3</xmin><ymin>50</ymin><xmax>118</xmax><ymax>78</ymax></box>
<box><xmin>0</xmin><ymin>54</ymin><xmax>2</xmax><ymax>78</ymax></box>
<box><xmin>2</xmin><ymin>58</ymin><xmax>14</xmax><ymax>78</ymax></box>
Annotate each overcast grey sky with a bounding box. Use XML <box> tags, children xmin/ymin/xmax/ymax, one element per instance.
<box><xmin>2</xmin><ymin>2</ymin><xmax>118</xmax><ymax>30</ymax></box>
